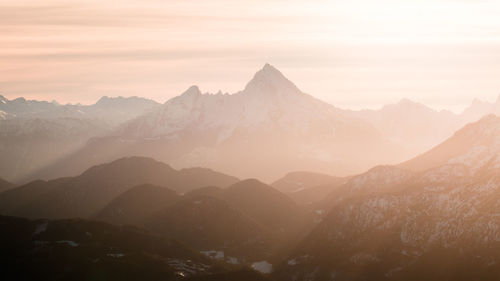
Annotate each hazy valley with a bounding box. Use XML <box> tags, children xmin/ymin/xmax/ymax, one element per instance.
<box><xmin>2</xmin><ymin>65</ymin><xmax>500</xmax><ymax>280</ymax></box>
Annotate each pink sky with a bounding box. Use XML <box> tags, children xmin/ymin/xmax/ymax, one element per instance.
<box><xmin>2</xmin><ymin>0</ymin><xmax>500</xmax><ymax>112</ymax></box>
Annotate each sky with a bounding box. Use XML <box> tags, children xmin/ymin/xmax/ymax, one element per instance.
<box><xmin>2</xmin><ymin>0</ymin><xmax>500</xmax><ymax>112</ymax></box>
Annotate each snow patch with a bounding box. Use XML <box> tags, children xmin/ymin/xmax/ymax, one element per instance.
<box><xmin>200</xmin><ymin>250</ymin><xmax>224</xmax><ymax>260</ymax></box>
<box><xmin>33</xmin><ymin>222</ymin><xmax>48</xmax><ymax>235</ymax></box>
<box><xmin>315</xmin><ymin>209</ymin><xmax>325</xmax><ymax>215</ymax></box>
<box><xmin>167</xmin><ymin>258</ymin><xmax>210</xmax><ymax>277</ymax></box>
<box><xmin>251</xmin><ymin>261</ymin><xmax>273</xmax><ymax>274</ymax></box>
<box><xmin>107</xmin><ymin>253</ymin><xmax>125</xmax><ymax>258</ymax></box>
<box><xmin>56</xmin><ymin>240</ymin><xmax>79</xmax><ymax>247</ymax></box>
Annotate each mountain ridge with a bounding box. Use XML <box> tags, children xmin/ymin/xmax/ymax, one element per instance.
<box><xmin>30</xmin><ymin>64</ymin><xmax>407</xmax><ymax>181</ymax></box>
<box><xmin>0</xmin><ymin>156</ymin><xmax>239</xmax><ymax>219</ymax></box>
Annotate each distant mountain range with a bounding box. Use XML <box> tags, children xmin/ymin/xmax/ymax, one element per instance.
<box><xmin>3</xmin><ymin>115</ymin><xmax>500</xmax><ymax>279</ymax></box>
<box><xmin>0</xmin><ymin>95</ymin><xmax>160</xmax><ymax>182</ymax></box>
<box><xmin>0</xmin><ymin>94</ymin><xmax>160</xmax><ymax>124</ymax></box>
<box><xmin>0</xmin><ymin>156</ymin><xmax>311</xmax><ymax>263</ymax></box>
<box><xmin>1</xmin><ymin>63</ymin><xmax>500</xmax><ymax>183</ymax></box>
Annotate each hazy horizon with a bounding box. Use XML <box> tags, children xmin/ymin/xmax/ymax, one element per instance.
<box><xmin>2</xmin><ymin>0</ymin><xmax>500</xmax><ymax>112</ymax></box>
<box><xmin>4</xmin><ymin>2</ymin><xmax>500</xmax><ymax>279</ymax></box>
<box><xmin>1</xmin><ymin>62</ymin><xmax>499</xmax><ymax>114</ymax></box>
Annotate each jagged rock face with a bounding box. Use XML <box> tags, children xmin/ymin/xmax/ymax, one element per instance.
<box><xmin>44</xmin><ymin>64</ymin><xmax>404</xmax><ymax>182</ymax></box>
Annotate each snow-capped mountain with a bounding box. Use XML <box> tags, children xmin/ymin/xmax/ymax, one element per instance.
<box><xmin>121</xmin><ymin>64</ymin><xmax>350</xmax><ymax>139</ymax></box>
<box><xmin>352</xmin><ymin>99</ymin><xmax>463</xmax><ymax>154</ymax></box>
<box><xmin>461</xmin><ymin>94</ymin><xmax>500</xmax><ymax>122</ymax></box>
<box><xmin>0</xmin><ymin>95</ymin><xmax>160</xmax><ymax>182</ymax></box>
<box><xmin>39</xmin><ymin>64</ymin><xmax>406</xmax><ymax>181</ymax></box>
<box><xmin>2</xmin><ymin>65</ymin><xmax>498</xmax><ymax>183</ymax></box>
<box><xmin>0</xmin><ymin>117</ymin><xmax>109</xmax><ymax>182</ymax></box>
<box><xmin>0</xmin><ymin>94</ymin><xmax>159</xmax><ymax>125</ymax></box>
<box><xmin>347</xmin><ymin>95</ymin><xmax>500</xmax><ymax>160</ymax></box>
<box><xmin>276</xmin><ymin>115</ymin><xmax>500</xmax><ymax>281</ymax></box>
<box><xmin>84</xmin><ymin>96</ymin><xmax>160</xmax><ymax>125</ymax></box>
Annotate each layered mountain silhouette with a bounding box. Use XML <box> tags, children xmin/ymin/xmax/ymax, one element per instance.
<box><xmin>2</xmin><ymin>65</ymin><xmax>500</xmax><ymax>183</ymax></box>
<box><xmin>0</xmin><ymin>95</ymin><xmax>160</xmax><ymax>182</ymax></box>
<box><xmin>93</xmin><ymin>178</ymin><xmax>312</xmax><ymax>262</ymax></box>
<box><xmin>275</xmin><ymin>115</ymin><xmax>500</xmax><ymax>281</ymax></box>
<box><xmin>0</xmin><ymin>157</ymin><xmax>238</xmax><ymax>219</ymax></box>
<box><xmin>0</xmin><ymin>156</ymin><xmax>313</xmax><ymax>263</ymax></box>
<box><xmin>0</xmin><ymin>118</ymin><xmax>109</xmax><ymax>182</ymax></box>
<box><xmin>0</xmin><ymin>94</ymin><xmax>159</xmax><ymax>123</ymax></box>
<box><xmin>26</xmin><ymin>64</ymin><xmax>409</xmax><ymax>182</ymax></box>
<box><xmin>4</xmin><ymin>63</ymin><xmax>500</xmax><ymax>280</ymax></box>
<box><xmin>93</xmin><ymin>184</ymin><xmax>179</xmax><ymax>225</ymax></box>
<box><xmin>146</xmin><ymin>194</ymin><xmax>274</xmax><ymax>262</ymax></box>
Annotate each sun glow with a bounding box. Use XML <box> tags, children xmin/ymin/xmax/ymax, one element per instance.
<box><xmin>1</xmin><ymin>0</ymin><xmax>500</xmax><ymax>110</ymax></box>
<box><xmin>295</xmin><ymin>0</ymin><xmax>500</xmax><ymax>44</ymax></box>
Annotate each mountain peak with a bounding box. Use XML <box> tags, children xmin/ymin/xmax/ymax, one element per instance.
<box><xmin>96</xmin><ymin>96</ymin><xmax>111</xmax><ymax>104</ymax></box>
<box><xmin>181</xmin><ymin>85</ymin><xmax>201</xmax><ymax>97</ymax></box>
<box><xmin>252</xmin><ymin>63</ymin><xmax>288</xmax><ymax>83</ymax></box>
<box><xmin>262</xmin><ymin>62</ymin><xmax>278</xmax><ymax>72</ymax></box>
<box><xmin>13</xmin><ymin>97</ymin><xmax>26</xmax><ymax>102</ymax></box>
<box><xmin>398</xmin><ymin>98</ymin><xmax>416</xmax><ymax>105</ymax></box>
<box><xmin>243</xmin><ymin>63</ymin><xmax>302</xmax><ymax>96</ymax></box>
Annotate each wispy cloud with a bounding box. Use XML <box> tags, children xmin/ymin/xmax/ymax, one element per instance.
<box><xmin>1</xmin><ymin>0</ymin><xmax>500</xmax><ymax>110</ymax></box>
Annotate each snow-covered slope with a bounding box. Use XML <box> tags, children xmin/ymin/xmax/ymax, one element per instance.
<box><xmin>120</xmin><ymin>64</ymin><xmax>353</xmax><ymax>140</ymax></box>
<box><xmin>44</xmin><ymin>64</ymin><xmax>405</xmax><ymax>181</ymax></box>
<box><xmin>0</xmin><ymin>95</ymin><xmax>160</xmax><ymax>182</ymax></box>
<box><xmin>0</xmin><ymin>94</ymin><xmax>159</xmax><ymax>125</ymax></box>
<box><xmin>0</xmin><ymin>118</ymin><xmax>109</xmax><ymax>182</ymax></box>
<box><xmin>276</xmin><ymin>116</ymin><xmax>500</xmax><ymax>281</ymax></box>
